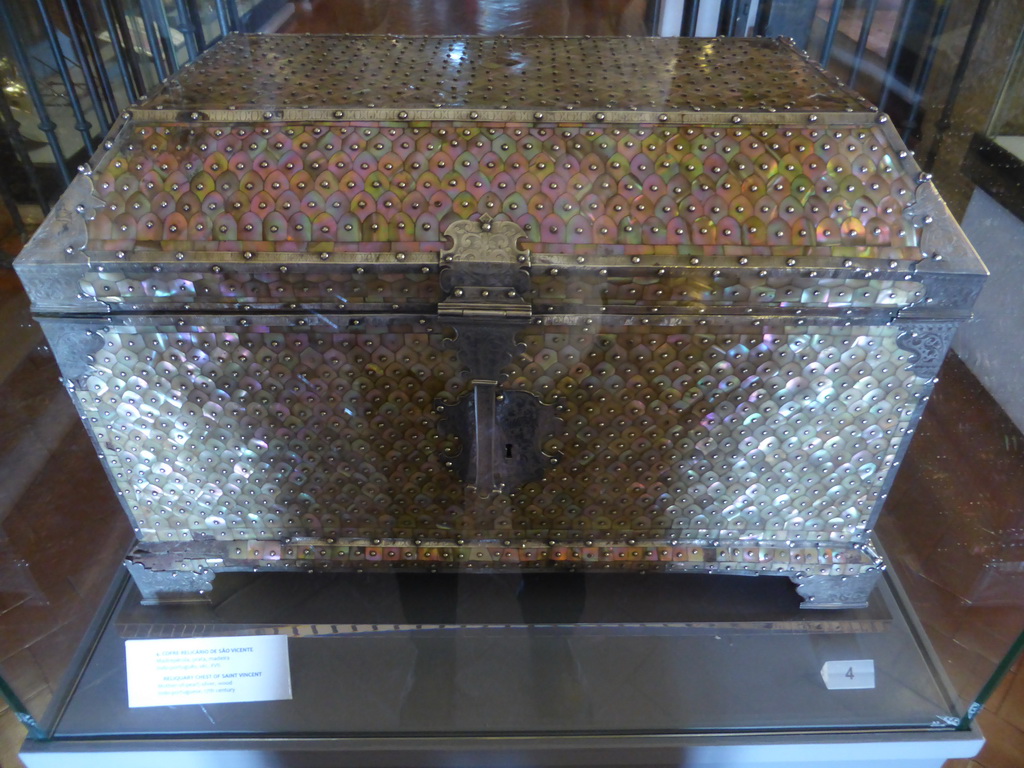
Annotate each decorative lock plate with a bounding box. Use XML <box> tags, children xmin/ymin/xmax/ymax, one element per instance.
<box><xmin>438</xmin><ymin>382</ymin><xmax>562</xmax><ymax>497</ymax></box>
<box><xmin>436</xmin><ymin>216</ymin><xmax>559</xmax><ymax>495</ymax></box>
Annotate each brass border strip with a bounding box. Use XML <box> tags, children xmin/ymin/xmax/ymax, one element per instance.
<box><xmin>128</xmin><ymin>108</ymin><xmax>883</xmax><ymax>126</ymax></box>
<box><xmin>84</xmin><ymin>248</ymin><xmax>925</xmax><ymax>269</ymax></box>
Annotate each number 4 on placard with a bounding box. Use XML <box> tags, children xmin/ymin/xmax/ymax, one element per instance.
<box><xmin>821</xmin><ymin>659</ymin><xmax>876</xmax><ymax>690</ymax></box>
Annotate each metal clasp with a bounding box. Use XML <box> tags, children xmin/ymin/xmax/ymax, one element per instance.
<box><xmin>438</xmin><ymin>215</ymin><xmax>531</xmax><ymax>319</ymax></box>
<box><xmin>435</xmin><ymin>216</ymin><xmax>558</xmax><ymax>495</ymax></box>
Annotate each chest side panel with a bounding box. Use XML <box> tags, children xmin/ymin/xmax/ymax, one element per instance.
<box><xmin>57</xmin><ymin>317</ymin><xmax>925</xmax><ymax>564</ymax></box>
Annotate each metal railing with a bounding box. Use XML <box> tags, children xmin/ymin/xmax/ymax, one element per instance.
<box><xmin>658</xmin><ymin>0</ymin><xmax>984</xmax><ymax>147</ymax></box>
<box><xmin>0</xmin><ymin>0</ymin><xmax>252</xmax><ymax>227</ymax></box>
<box><xmin>0</xmin><ymin>0</ymin><xmax>991</xmax><ymax>238</ymax></box>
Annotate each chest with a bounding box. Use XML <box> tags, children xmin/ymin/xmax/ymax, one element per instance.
<box><xmin>16</xmin><ymin>34</ymin><xmax>986</xmax><ymax>608</ymax></box>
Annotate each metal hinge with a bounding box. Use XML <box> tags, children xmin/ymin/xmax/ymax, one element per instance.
<box><xmin>438</xmin><ymin>215</ymin><xmax>532</xmax><ymax>319</ymax></box>
<box><xmin>439</xmin><ymin>285</ymin><xmax>531</xmax><ymax>318</ymax></box>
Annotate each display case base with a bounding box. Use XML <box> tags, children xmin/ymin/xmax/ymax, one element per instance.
<box><xmin>26</xmin><ymin>564</ymin><xmax>970</xmax><ymax>741</ymax></box>
<box><xmin>20</xmin><ymin>730</ymin><xmax>983</xmax><ymax>768</ymax></box>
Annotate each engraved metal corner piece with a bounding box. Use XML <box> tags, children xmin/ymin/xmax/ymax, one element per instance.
<box><xmin>905</xmin><ymin>179</ymin><xmax>978</xmax><ymax>269</ymax></box>
<box><xmin>18</xmin><ymin>173</ymin><xmax>104</xmax><ymax>264</ymax></box>
<box><xmin>792</xmin><ymin>571</ymin><xmax>881</xmax><ymax>610</ymax></box>
<box><xmin>896</xmin><ymin>321</ymin><xmax>958</xmax><ymax>380</ymax></box>
<box><xmin>39</xmin><ymin>319</ymin><xmax>107</xmax><ymax>385</ymax></box>
<box><xmin>125</xmin><ymin>560</ymin><xmax>215</xmax><ymax>605</ymax></box>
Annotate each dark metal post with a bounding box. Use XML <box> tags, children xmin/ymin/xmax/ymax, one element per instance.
<box><xmin>32</xmin><ymin>0</ymin><xmax>96</xmax><ymax>152</ymax></box>
<box><xmin>97</xmin><ymin>0</ymin><xmax>142</xmax><ymax>103</ymax></box>
<box><xmin>753</xmin><ymin>0</ymin><xmax>774</xmax><ymax>36</ymax></box>
<box><xmin>718</xmin><ymin>0</ymin><xmax>736</xmax><ymax>35</ymax></box>
<box><xmin>147</xmin><ymin>0</ymin><xmax>182</xmax><ymax>72</ymax></box>
<box><xmin>644</xmin><ymin>0</ymin><xmax>661</xmax><ymax>35</ymax></box>
<box><xmin>681</xmin><ymin>0</ymin><xmax>699</xmax><ymax>36</ymax></box>
<box><xmin>732</xmin><ymin>0</ymin><xmax>753</xmax><ymax>35</ymax></box>
<box><xmin>138</xmin><ymin>0</ymin><xmax>170</xmax><ymax>80</ymax></box>
<box><xmin>925</xmin><ymin>0</ymin><xmax>992</xmax><ymax>169</ymax></box>
<box><xmin>848</xmin><ymin>0</ymin><xmax>880</xmax><ymax>88</ymax></box>
<box><xmin>172</xmin><ymin>0</ymin><xmax>200</xmax><ymax>60</ymax></box>
<box><xmin>73</xmin><ymin>0</ymin><xmax>118</xmax><ymax>124</ymax></box>
<box><xmin>184</xmin><ymin>0</ymin><xmax>207</xmax><ymax>50</ymax></box>
<box><xmin>56</xmin><ymin>0</ymin><xmax>111</xmax><ymax>134</ymax></box>
<box><xmin>225</xmin><ymin>0</ymin><xmax>242</xmax><ymax>32</ymax></box>
<box><xmin>879</xmin><ymin>0</ymin><xmax>919</xmax><ymax>112</ymax></box>
<box><xmin>0</xmin><ymin>167</ymin><xmax>27</xmax><ymax>242</ymax></box>
<box><xmin>214</xmin><ymin>0</ymin><xmax>232</xmax><ymax>37</ymax></box>
<box><xmin>903</xmin><ymin>0</ymin><xmax>955</xmax><ymax>140</ymax></box>
<box><xmin>819</xmin><ymin>0</ymin><xmax>846</xmax><ymax>67</ymax></box>
<box><xmin>0</xmin><ymin>2</ymin><xmax>71</xmax><ymax>184</ymax></box>
<box><xmin>112</xmin><ymin>0</ymin><xmax>152</xmax><ymax>97</ymax></box>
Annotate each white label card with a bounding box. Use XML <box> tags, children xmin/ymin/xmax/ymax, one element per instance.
<box><xmin>820</xmin><ymin>659</ymin><xmax>876</xmax><ymax>690</ymax></box>
<box><xmin>125</xmin><ymin>635</ymin><xmax>292</xmax><ymax>708</ymax></box>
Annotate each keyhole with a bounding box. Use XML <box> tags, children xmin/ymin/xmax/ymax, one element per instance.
<box><xmin>505</xmin><ymin>444</ymin><xmax>514</xmax><ymax>459</ymax></box>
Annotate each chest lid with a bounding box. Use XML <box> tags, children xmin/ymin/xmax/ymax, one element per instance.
<box><xmin>17</xmin><ymin>35</ymin><xmax>984</xmax><ymax>319</ymax></box>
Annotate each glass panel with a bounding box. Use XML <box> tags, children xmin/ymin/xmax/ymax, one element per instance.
<box><xmin>50</xmin><ymin>569</ymin><xmax>958</xmax><ymax>737</ymax></box>
<box><xmin>1</xmin><ymin>2</ymin><xmax>1022</xmax><ymax>764</ymax></box>
<box><xmin>988</xmin><ymin>29</ymin><xmax>1024</xmax><ymax>152</ymax></box>
<box><xmin>0</xmin><ymin>283</ymin><xmax>134</xmax><ymax>729</ymax></box>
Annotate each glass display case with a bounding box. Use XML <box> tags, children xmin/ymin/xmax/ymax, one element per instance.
<box><xmin>986</xmin><ymin>30</ymin><xmax>1024</xmax><ymax>160</ymax></box>
<box><xmin>962</xmin><ymin>21</ymin><xmax>1024</xmax><ymax>223</ymax></box>
<box><xmin>1</xmin><ymin>2</ymin><xmax>1022</xmax><ymax>768</ymax></box>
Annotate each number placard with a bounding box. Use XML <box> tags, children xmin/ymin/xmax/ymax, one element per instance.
<box><xmin>820</xmin><ymin>659</ymin><xmax>875</xmax><ymax>690</ymax></box>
